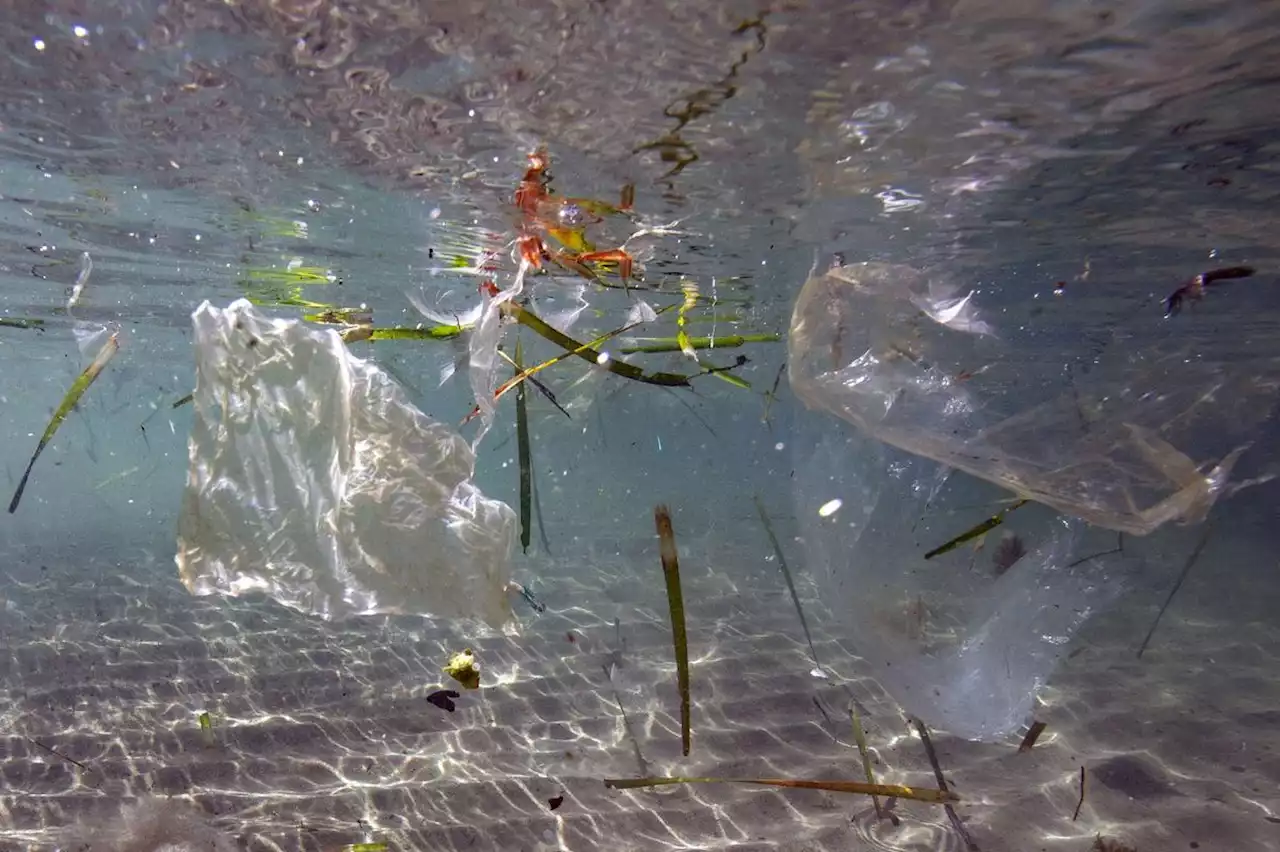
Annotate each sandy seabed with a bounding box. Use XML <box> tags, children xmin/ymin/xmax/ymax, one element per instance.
<box><xmin>0</xmin><ymin>529</ymin><xmax>1277</xmax><ymax>852</ymax></box>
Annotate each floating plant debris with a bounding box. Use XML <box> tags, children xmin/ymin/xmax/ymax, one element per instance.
<box><xmin>754</xmin><ymin>495</ymin><xmax>823</xmax><ymax>677</ymax></box>
<box><xmin>444</xmin><ymin>649</ymin><xmax>481</xmax><ymax>690</ymax></box>
<box><xmin>9</xmin><ymin>331</ymin><xmax>120</xmax><ymax>514</ymax></box>
<box><xmin>915</xmin><ymin>719</ymin><xmax>979</xmax><ymax>850</ymax></box>
<box><xmin>925</xmin><ymin>498</ymin><xmax>1029</xmax><ymax>560</ymax></box>
<box><xmin>198</xmin><ymin>711</ymin><xmax>216</xmax><ymax>747</ymax></box>
<box><xmin>655</xmin><ymin>504</ymin><xmax>692</xmax><ymax>756</ymax></box>
<box><xmin>1073</xmin><ymin>766</ymin><xmax>1087</xmax><ymax>821</ymax></box>
<box><xmin>1018</xmin><ymin>720</ymin><xmax>1047</xmax><ymax>752</ymax></box>
<box><xmin>992</xmin><ymin>532</ymin><xmax>1027</xmax><ymax>576</ymax></box>
<box><xmin>603</xmin><ymin>775</ymin><xmax>957</xmax><ymax>804</ymax></box>
<box><xmin>1163</xmin><ymin>265</ymin><xmax>1255</xmax><ymax>317</ymax></box>
<box><xmin>426</xmin><ymin>689</ymin><xmax>461</xmax><ymax>713</ymax></box>
<box><xmin>514</xmin><ymin>338</ymin><xmax>533</xmax><ymax>554</ymax></box>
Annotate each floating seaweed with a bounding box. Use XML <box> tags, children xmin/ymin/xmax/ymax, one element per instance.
<box><xmin>514</xmin><ymin>338</ymin><xmax>533</xmax><ymax>554</ymax></box>
<box><xmin>925</xmin><ymin>498</ymin><xmax>1029</xmax><ymax>560</ymax></box>
<box><xmin>603</xmin><ymin>775</ymin><xmax>957</xmax><ymax>804</ymax></box>
<box><xmin>9</xmin><ymin>331</ymin><xmax>120</xmax><ymax>514</ymax></box>
<box><xmin>444</xmin><ymin>649</ymin><xmax>481</xmax><ymax>690</ymax></box>
<box><xmin>0</xmin><ymin>317</ymin><xmax>45</xmax><ymax>331</ymax></box>
<box><xmin>655</xmin><ymin>504</ymin><xmax>692</xmax><ymax>756</ymax></box>
<box><xmin>617</xmin><ymin>333</ymin><xmax>780</xmax><ymax>354</ymax></box>
<box><xmin>198</xmin><ymin>711</ymin><xmax>216</xmax><ymax>748</ymax></box>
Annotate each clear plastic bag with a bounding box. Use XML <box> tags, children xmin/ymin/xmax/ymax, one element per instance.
<box><xmin>786</xmin><ymin>260</ymin><xmax>1278</xmax><ymax>740</ymax></box>
<box><xmin>793</xmin><ymin>420</ymin><xmax>1125</xmax><ymax>741</ymax></box>
<box><xmin>175</xmin><ymin>299</ymin><xmax>517</xmax><ymax>627</ymax></box>
<box><xmin>788</xmin><ymin>262</ymin><xmax>1277</xmax><ymax>536</ymax></box>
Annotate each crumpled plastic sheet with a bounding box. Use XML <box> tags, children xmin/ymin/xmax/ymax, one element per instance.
<box><xmin>785</xmin><ymin>259</ymin><xmax>1279</xmax><ymax>740</ymax></box>
<box><xmin>175</xmin><ymin>299</ymin><xmax>517</xmax><ymax>627</ymax></box>
<box><xmin>788</xmin><ymin>261</ymin><xmax>1279</xmax><ymax>536</ymax></box>
<box><xmin>793</xmin><ymin>420</ymin><xmax>1127</xmax><ymax>741</ymax></box>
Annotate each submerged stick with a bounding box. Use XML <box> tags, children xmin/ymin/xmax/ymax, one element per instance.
<box><xmin>514</xmin><ymin>338</ymin><xmax>532</xmax><ymax>554</ymax></box>
<box><xmin>925</xmin><ymin>498</ymin><xmax>1029</xmax><ymax>560</ymax></box>
<box><xmin>754</xmin><ymin>495</ymin><xmax>822</xmax><ymax>674</ymax></box>
<box><xmin>914</xmin><ymin>719</ymin><xmax>979</xmax><ymax>850</ymax></box>
<box><xmin>9</xmin><ymin>332</ymin><xmax>119</xmax><ymax>514</ymax></box>
<box><xmin>1018</xmin><ymin>720</ymin><xmax>1048</xmax><ymax>753</ymax></box>
<box><xmin>603</xmin><ymin>775</ymin><xmax>958</xmax><ymax>804</ymax></box>
<box><xmin>1072</xmin><ymin>766</ymin><xmax>1086</xmax><ymax>821</ymax></box>
<box><xmin>1136</xmin><ymin>523</ymin><xmax>1212</xmax><ymax>658</ymax></box>
<box><xmin>655</xmin><ymin>504</ymin><xmax>692</xmax><ymax>756</ymax></box>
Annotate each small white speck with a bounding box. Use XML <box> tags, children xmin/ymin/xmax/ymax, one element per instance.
<box><xmin>775</xmin><ymin>442</ymin><xmax>785</xmax><ymax>451</ymax></box>
<box><xmin>72</xmin><ymin>25</ymin><xmax>88</xmax><ymax>39</ymax></box>
<box><xmin>468</xmin><ymin>109</ymin><xmax>475</xmax><ymax>118</ymax></box>
<box><xmin>194</xmin><ymin>234</ymin><xmax>201</xmax><ymax>241</ymax></box>
<box><xmin>818</xmin><ymin>498</ymin><xmax>843</xmax><ymax>518</ymax></box>
<box><xmin>33</xmin><ymin>38</ymin><xmax>45</xmax><ymax>51</ymax></box>
<box><xmin>429</xmin><ymin>207</ymin><xmax>441</xmax><ymax>219</ymax></box>
<box><xmin>596</xmin><ymin>351</ymin><xmax>610</xmax><ymax>365</ymax></box>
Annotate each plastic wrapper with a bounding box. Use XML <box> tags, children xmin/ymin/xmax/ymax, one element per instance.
<box><xmin>787</xmin><ymin>260</ymin><xmax>1279</xmax><ymax>740</ymax></box>
<box><xmin>175</xmin><ymin>299</ymin><xmax>517</xmax><ymax>627</ymax></box>
<box><xmin>793</xmin><ymin>422</ymin><xmax>1126</xmax><ymax>741</ymax></box>
<box><xmin>788</xmin><ymin>262</ymin><xmax>1278</xmax><ymax>536</ymax></box>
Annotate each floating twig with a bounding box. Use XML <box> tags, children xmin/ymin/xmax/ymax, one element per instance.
<box><xmin>1073</xmin><ymin>766</ymin><xmax>1086</xmax><ymax>821</ymax></box>
<box><xmin>1137</xmin><ymin>523</ymin><xmax>1212</xmax><ymax>658</ymax></box>
<box><xmin>0</xmin><ymin>317</ymin><xmax>45</xmax><ymax>331</ymax></box>
<box><xmin>925</xmin><ymin>498</ymin><xmax>1029</xmax><ymax>560</ymax></box>
<box><xmin>603</xmin><ymin>775</ymin><xmax>958</xmax><ymax>804</ymax></box>
<box><xmin>514</xmin><ymin>338</ymin><xmax>533</xmax><ymax>554</ymax></box>
<box><xmin>655</xmin><ymin>504</ymin><xmax>692</xmax><ymax>756</ymax></box>
<box><xmin>1018</xmin><ymin>720</ymin><xmax>1047</xmax><ymax>753</ymax></box>
<box><xmin>9</xmin><ymin>332</ymin><xmax>120</xmax><ymax>514</ymax></box>
<box><xmin>754</xmin><ymin>495</ymin><xmax>822</xmax><ymax>675</ymax></box>
<box><xmin>1163</xmin><ymin>265</ymin><xmax>1255</xmax><ymax>317</ymax></box>
<box><xmin>26</xmin><ymin>737</ymin><xmax>89</xmax><ymax>771</ymax></box>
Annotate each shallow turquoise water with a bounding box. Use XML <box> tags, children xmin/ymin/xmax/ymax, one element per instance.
<box><xmin>2</xmin><ymin>2</ymin><xmax>1279</xmax><ymax>850</ymax></box>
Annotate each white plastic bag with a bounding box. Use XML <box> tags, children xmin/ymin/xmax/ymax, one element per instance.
<box><xmin>175</xmin><ymin>299</ymin><xmax>517</xmax><ymax>627</ymax></box>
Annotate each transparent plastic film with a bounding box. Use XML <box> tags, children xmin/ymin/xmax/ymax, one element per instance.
<box><xmin>175</xmin><ymin>299</ymin><xmax>517</xmax><ymax>627</ymax></box>
<box><xmin>793</xmin><ymin>422</ymin><xmax>1127</xmax><ymax>741</ymax></box>
<box><xmin>787</xmin><ymin>261</ymin><xmax>1280</xmax><ymax>536</ymax></box>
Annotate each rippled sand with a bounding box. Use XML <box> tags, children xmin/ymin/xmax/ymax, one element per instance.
<box><xmin>1</xmin><ymin>531</ymin><xmax>1277</xmax><ymax>852</ymax></box>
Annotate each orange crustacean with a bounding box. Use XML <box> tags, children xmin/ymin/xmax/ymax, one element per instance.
<box><xmin>514</xmin><ymin>147</ymin><xmax>638</xmax><ymax>287</ymax></box>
